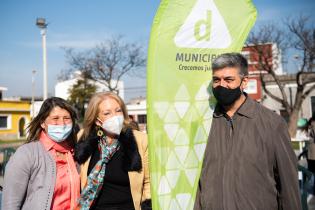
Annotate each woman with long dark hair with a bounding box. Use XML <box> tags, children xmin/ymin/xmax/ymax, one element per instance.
<box><xmin>2</xmin><ymin>97</ymin><xmax>80</xmax><ymax>210</ymax></box>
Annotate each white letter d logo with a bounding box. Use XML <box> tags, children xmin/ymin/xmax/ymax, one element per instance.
<box><xmin>174</xmin><ymin>0</ymin><xmax>232</xmax><ymax>49</ymax></box>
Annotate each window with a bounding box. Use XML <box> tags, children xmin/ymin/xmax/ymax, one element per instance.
<box><xmin>244</xmin><ymin>79</ymin><xmax>257</xmax><ymax>94</ymax></box>
<box><xmin>138</xmin><ymin>115</ymin><xmax>147</xmax><ymax>124</ymax></box>
<box><xmin>241</xmin><ymin>51</ymin><xmax>250</xmax><ymax>61</ymax></box>
<box><xmin>0</xmin><ymin>115</ymin><xmax>10</xmax><ymax>129</ymax></box>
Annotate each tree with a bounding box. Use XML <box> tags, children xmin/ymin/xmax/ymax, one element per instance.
<box><xmin>246</xmin><ymin>15</ymin><xmax>315</xmax><ymax>137</ymax></box>
<box><xmin>68</xmin><ymin>71</ymin><xmax>97</xmax><ymax>122</ymax></box>
<box><xmin>63</xmin><ymin>36</ymin><xmax>146</xmax><ymax>94</ymax></box>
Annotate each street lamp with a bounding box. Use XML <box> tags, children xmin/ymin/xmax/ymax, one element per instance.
<box><xmin>36</xmin><ymin>18</ymin><xmax>48</xmax><ymax>100</ymax></box>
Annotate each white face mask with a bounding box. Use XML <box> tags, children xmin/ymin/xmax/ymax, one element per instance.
<box><xmin>100</xmin><ymin>115</ymin><xmax>124</xmax><ymax>135</ymax></box>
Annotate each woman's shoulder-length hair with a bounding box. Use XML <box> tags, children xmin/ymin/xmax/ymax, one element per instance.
<box><xmin>82</xmin><ymin>91</ymin><xmax>130</xmax><ymax>140</ymax></box>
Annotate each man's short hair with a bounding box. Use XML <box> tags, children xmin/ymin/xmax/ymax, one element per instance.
<box><xmin>212</xmin><ymin>53</ymin><xmax>249</xmax><ymax>76</ymax></box>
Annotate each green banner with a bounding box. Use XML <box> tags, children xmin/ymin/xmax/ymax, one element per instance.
<box><xmin>147</xmin><ymin>0</ymin><xmax>256</xmax><ymax>209</ymax></box>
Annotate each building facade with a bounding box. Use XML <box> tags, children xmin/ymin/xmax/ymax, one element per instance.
<box><xmin>55</xmin><ymin>72</ymin><xmax>125</xmax><ymax>100</ymax></box>
<box><xmin>261</xmin><ymin>74</ymin><xmax>315</xmax><ymax>120</ymax></box>
<box><xmin>241</xmin><ymin>43</ymin><xmax>315</xmax><ymax>120</ymax></box>
<box><xmin>126</xmin><ymin>97</ymin><xmax>147</xmax><ymax>132</ymax></box>
<box><xmin>241</xmin><ymin>43</ymin><xmax>284</xmax><ymax>101</ymax></box>
<box><xmin>0</xmin><ymin>100</ymin><xmax>31</xmax><ymax>140</ymax></box>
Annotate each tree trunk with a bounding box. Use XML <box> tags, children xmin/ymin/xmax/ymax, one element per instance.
<box><xmin>288</xmin><ymin>88</ymin><xmax>304</xmax><ymax>137</ymax></box>
<box><xmin>288</xmin><ymin>109</ymin><xmax>299</xmax><ymax>138</ymax></box>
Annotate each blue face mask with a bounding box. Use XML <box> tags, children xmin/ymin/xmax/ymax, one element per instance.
<box><xmin>47</xmin><ymin>124</ymin><xmax>73</xmax><ymax>143</ymax></box>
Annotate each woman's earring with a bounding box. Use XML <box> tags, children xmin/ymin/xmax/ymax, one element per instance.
<box><xmin>97</xmin><ymin>128</ymin><xmax>104</xmax><ymax>137</ymax></box>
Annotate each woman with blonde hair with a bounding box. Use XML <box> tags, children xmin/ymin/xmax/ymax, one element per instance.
<box><xmin>74</xmin><ymin>92</ymin><xmax>151</xmax><ymax>210</ymax></box>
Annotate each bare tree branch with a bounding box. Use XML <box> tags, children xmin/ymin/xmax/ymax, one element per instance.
<box><xmin>260</xmin><ymin>74</ymin><xmax>283</xmax><ymax>103</ymax></box>
<box><xmin>303</xmin><ymin>84</ymin><xmax>315</xmax><ymax>99</ymax></box>
<box><xmin>287</xmin><ymin>15</ymin><xmax>315</xmax><ymax>72</ymax></box>
<box><xmin>61</xmin><ymin>36</ymin><xmax>146</xmax><ymax>93</ymax></box>
<box><xmin>246</xmin><ymin>14</ymin><xmax>315</xmax><ymax>137</ymax></box>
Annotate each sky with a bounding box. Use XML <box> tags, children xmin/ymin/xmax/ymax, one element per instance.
<box><xmin>0</xmin><ymin>0</ymin><xmax>314</xmax><ymax>102</ymax></box>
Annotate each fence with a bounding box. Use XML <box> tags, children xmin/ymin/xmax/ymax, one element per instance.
<box><xmin>0</xmin><ymin>147</ymin><xmax>16</xmax><ymax>176</ymax></box>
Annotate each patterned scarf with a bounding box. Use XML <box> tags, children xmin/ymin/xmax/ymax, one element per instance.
<box><xmin>77</xmin><ymin>135</ymin><xmax>120</xmax><ymax>210</ymax></box>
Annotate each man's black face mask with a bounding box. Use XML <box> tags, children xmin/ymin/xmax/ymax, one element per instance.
<box><xmin>212</xmin><ymin>84</ymin><xmax>242</xmax><ymax>106</ymax></box>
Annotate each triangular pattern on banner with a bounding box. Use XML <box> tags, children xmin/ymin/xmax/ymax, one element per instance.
<box><xmin>202</xmin><ymin>118</ymin><xmax>212</xmax><ymax>132</ymax></box>
<box><xmin>184</xmin><ymin>150</ymin><xmax>199</xmax><ymax>168</ymax></box>
<box><xmin>154</xmin><ymin>102</ymin><xmax>170</xmax><ymax>119</ymax></box>
<box><xmin>164</xmin><ymin>124</ymin><xmax>179</xmax><ymax>141</ymax></box>
<box><xmin>195</xmin><ymin>84</ymin><xmax>210</xmax><ymax>100</ymax></box>
<box><xmin>194</xmin><ymin>143</ymin><xmax>207</xmax><ymax>161</ymax></box>
<box><xmin>174</xmin><ymin>146</ymin><xmax>190</xmax><ymax>165</ymax></box>
<box><xmin>176</xmin><ymin>193</ymin><xmax>191</xmax><ymax>210</ymax></box>
<box><xmin>203</xmin><ymin>107</ymin><xmax>213</xmax><ymax>120</ymax></box>
<box><xmin>174</xmin><ymin>128</ymin><xmax>189</xmax><ymax>145</ymax></box>
<box><xmin>166</xmin><ymin>170</ymin><xmax>181</xmax><ymax>188</ymax></box>
<box><xmin>185</xmin><ymin>106</ymin><xmax>201</xmax><ymax>121</ymax></box>
<box><xmin>174</xmin><ymin>0</ymin><xmax>232</xmax><ymax>48</ymax></box>
<box><xmin>158</xmin><ymin>195</ymin><xmax>172</xmax><ymax>210</ymax></box>
<box><xmin>158</xmin><ymin>176</ymin><xmax>171</xmax><ymax>195</ymax></box>
<box><xmin>155</xmin><ymin>147</ymin><xmax>171</xmax><ymax>165</ymax></box>
<box><xmin>164</xmin><ymin>106</ymin><xmax>180</xmax><ymax>123</ymax></box>
<box><xmin>174</xmin><ymin>101</ymin><xmax>190</xmax><ymax>118</ymax></box>
<box><xmin>169</xmin><ymin>199</ymin><xmax>181</xmax><ymax>210</ymax></box>
<box><xmin>175</xmin><ymin>84</ymin><xmax>190</xmax><ymax>101</ymax></box>
<box><xmin>185</xmin><ymin>168</ymin><xmax>199</xmax><ymax>186</ymax></box>
<box><xmin>195</xmin><ymin>101</ymin><xmax>209</xmax><ymax>116</ymax></box>
<box><xmin>166</xmin><ymin>151</ymin><xmax>182</xmax><ymax>170</ymax></box>
<box><xmin>203</xmin><ymin>117</ymin><xmax>213</xmax><ymax>132</ymax></box>
<box><xmin>194</xmin><ymin>125</ymin><xmax>207</xmax><ymax>144</ymax></box>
